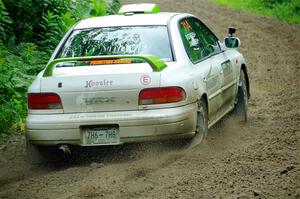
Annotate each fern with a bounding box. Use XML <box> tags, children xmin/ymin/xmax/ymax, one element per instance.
<box><xmin>38</xmin><ymin>11</ymin><xmax>63</xmax><ymax>50</ymax></box>
<box><xmin>0</xmin><ymin>0</ymin><xmax>13</xmax><ymax>44</ymax></box>
<box><xmin>59</xmin><ymin>11</ymin><xmax>76</xmax><ymax>33</ymax></box>
<box><xmin>90</xmin><ymin>0</ymin><xmax>107</xmax><ymax>17</ymax></box>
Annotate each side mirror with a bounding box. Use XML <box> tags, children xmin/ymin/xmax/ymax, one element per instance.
<box><xmin>224</xmin><ymin>37</ymin><xmax>240</xmax><ymax>48</ymax></box>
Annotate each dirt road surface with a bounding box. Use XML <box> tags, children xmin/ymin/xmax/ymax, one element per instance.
<box><xmin>0</xmin><ymin>0</ymin><xmax>299</xmax><ymax>198</ymax></box>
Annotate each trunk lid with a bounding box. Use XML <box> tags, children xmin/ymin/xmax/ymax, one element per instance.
<box><xmin>40</xmin><ymin>63</ymin><xmax>160</xmax><ymax>113</ymax></box>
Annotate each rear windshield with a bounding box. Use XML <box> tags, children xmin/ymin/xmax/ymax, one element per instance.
<box><xmin>57</xmin><ymin>26</ymin><xmax>173</xmax><ymax>62</ymax></box>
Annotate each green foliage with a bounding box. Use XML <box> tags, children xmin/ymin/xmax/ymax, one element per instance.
<box><xmin>38</xmin><ymin>0</ymin><xmax>120</xmax><ymax>51</ymax></box>
<box><xmin>107</xmin><ymin>0</ymin><xmax>121</xmax><ymax>15</ymax></box>
<box><xmin>0</xmin><ymin>0</ymin><xmax>121</xmax><ymax>136</ymax></box>
<box><xmin>39</xmin><ymin>11</ymin><xmax>64</xmax><ymax>51</ymax></box>
<box><xmin>0</xmin><ymin>43</ymin><xmax>48</xmax><ymax>135</ymax></box>
<box><xmin>90</xmin><ymin>0</ymin><xmax>107</xmax><ymax>17</ymax></box>
<box><xmin>2</xmin><ymin>0</ymin><xmax>73</xmax><ymax>43</ymax></box>
<box><xmin>0</xmin><ymin>0</ymin><xmax>13</xmax><ymax>44</ymax></box>
<box><xmin>212</xmin><ymin>0</ymin><xmax>300</xmax><ymax>24</ymax></box>
<box><xmin>259</xmin><ymin>0</ymin><xmax>292</xmax><ymax>8</ymax></box>
<box><xmin>38</xmin><ymin>10</ymin><xmax>78</xmax><ymax>51</ymax></box>
<box><xmin>2</xmin><ymin>0</ymin><xmax>120</xmax><ymax>46</ymax></box>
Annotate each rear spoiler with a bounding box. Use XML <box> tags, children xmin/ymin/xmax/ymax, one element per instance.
<box><xmin>43</xmin><ymin>55</ymin><xmax>167</xmax><ymax>77</ymax></box>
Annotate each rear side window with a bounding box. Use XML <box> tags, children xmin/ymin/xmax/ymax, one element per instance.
<box><xmin>57</xmin><ymin>26</ymin><xmax>173</xmax><ymax>62</ymax></box>
<box><xmin>179</xmin><ymin>17</ymin><xmax>221</xmax><ymax>63</ymax></box>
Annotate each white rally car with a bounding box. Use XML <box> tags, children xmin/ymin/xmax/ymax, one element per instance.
<box><xmin>26</xmin><ymin>3</ymin><xmax>250</xmax><ymax>162</ymax></box>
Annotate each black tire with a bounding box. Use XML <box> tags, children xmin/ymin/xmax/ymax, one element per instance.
<box><xmin>186</xmin><ymin>99</ymin><xmax>208</xmax><ymax>148</ymax></box>
<box><xmin>233</xmin><ymin>70</ymin><xmax>248</xmax><ymax>122</ymax></box>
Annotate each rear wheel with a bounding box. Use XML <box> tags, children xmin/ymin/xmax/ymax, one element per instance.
<box><xmin>186</xmin><ymin>99</ymin><xmax>208</xmax><ymax>148</ymax></box>
<box><xmin>233</xmin><ymin>70</ymin><xmax>248</xmax><ymax>122</ymax></box>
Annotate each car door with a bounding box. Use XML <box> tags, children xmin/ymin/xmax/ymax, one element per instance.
<box><xmin>213</xmin><ymin>52</ymin><xmax>236</xmax><ymax>114</ymax></box>
<box><xmin>178</xmin><ymin>17</ymin><xmax>223</xmax><ymax>123</ymax></box>
<box><xmin>188</xmin><ymin>17</ymin><xmax>236</xmax><ymax>117</ymax></box>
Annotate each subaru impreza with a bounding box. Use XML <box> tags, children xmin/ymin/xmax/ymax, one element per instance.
<box><xmin>26</xmin><ymin>3</ymin><xmax>250</xmax><ymax>163</ymax></box>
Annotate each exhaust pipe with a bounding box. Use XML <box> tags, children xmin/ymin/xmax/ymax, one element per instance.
<box><xmin>58</xmin><ymin>144</ymin><xmax>71</xmax><ymax>155</ymax></box>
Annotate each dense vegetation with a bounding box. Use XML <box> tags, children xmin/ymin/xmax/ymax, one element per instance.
<box><xmin>213</xmin><ymin>0</ymin><xmax>300</xmax><ymax>24</ymax></box>
<box><xmin>0</xmin><ymin>0</ymin><xmax>120</xmax><ymax>138</ymax></box>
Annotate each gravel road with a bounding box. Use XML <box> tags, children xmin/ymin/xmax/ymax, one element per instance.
<box><xmin>0</xmin><ymin>0</ymin><xmax>299</xmax><ymax>198</ymax></box>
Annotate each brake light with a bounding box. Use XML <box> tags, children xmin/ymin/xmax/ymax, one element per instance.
<box><xmin>139</xmin><ymin>87</ymin><xmax>186</xmax><ymax>105</ymax></box>
<box><xmin>28</xmin><ymin>93</ymin><xmax>62</xmax><ymax>109</ymax></box>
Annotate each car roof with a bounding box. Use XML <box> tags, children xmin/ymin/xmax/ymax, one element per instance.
<box><xmin>74</xmin><ymin>12</ymin><xmax>180</xmax><ymax>30</ymax></box>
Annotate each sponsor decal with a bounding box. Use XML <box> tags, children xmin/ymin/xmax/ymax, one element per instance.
<box><xmin>89</xmin><ymin>59</ymin><xmax>132</xmax><ymax>65</ymax></box>
<box><xmin>185</xmin><ymin>32</ymin><xmax>199</xmax><ymax>47</ymax></box>
<box><xmin>69</xmin><ymin>113</ymin><xmax>131</xmax><ymax>119</ymax></box>
<box><xmin>84</xmin><ymin>79</ymin><xmax>113</xmax><ymax>88</ymax></box>
<box><xmin>81</xmin><ymin>97</ymin><xmax>116</xmax><ymax>105</ymax></box>
<box><xmin>140</xmin><ymin>75</ymin><xmax>151</xmax><ymax>85</ymax></box>
<box><xmin>180</xmin><ymin>20</ymin><xmax>192</xmax><ymax>31</ymax></box>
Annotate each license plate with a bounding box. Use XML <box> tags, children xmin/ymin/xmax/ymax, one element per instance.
<box><xmin>82</xmin><ymin>127</ymin><xmax>120</xmax><ymax>145</ymax></box>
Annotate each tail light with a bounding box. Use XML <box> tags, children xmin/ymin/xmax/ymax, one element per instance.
<box><xmin>28</xmin><ymin>93</ymin><xmax>62</xmax><ymax>110</ymax></box>
<box><xmin>139</xmin><ymin>87</ymin><xmax>186</xmax><ymax>105</ymax></box>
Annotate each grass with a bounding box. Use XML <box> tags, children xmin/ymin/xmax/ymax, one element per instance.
<box><xmin>212</xmin><ymin>0</ymin><xmax>300</xmax><ymax>24</ymax></box>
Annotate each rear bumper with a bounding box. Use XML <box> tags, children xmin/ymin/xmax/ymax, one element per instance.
<box><xmin>26</xmin><ymin>103</ymin><xmax>197</xmax><ymax>146</ymax></box>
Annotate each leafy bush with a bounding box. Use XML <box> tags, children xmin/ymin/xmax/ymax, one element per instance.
<box><xmin>0</xmin><ymin>0</ymin><xmax>13</xmax><ymax>44</ymax></box>
<box><xmin>2</xmin><ymin>0</ymin><xmax>120</xmax><ymax>46</ymax></box>
<box><xmin>38</xmin><ymin>0</ymin><xmax>120</xmax><ymax>51</ymax></box>
<box><xmin>0</xmin><ymin>43</ymin><xmax>49</xmax><ymax>135</ymax></box>
<box><xmin>38</xmin><ymin>10</ymin><xmax>70</xmax><ymax>51</ymax></box>
<box><xmin>2</xmin><ymin>0</ymin><xmax>73</xmax><ymax>43</ymax></box>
